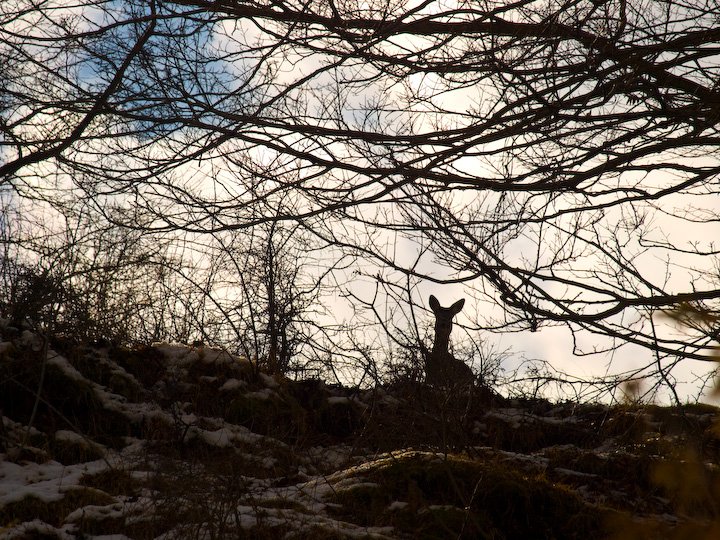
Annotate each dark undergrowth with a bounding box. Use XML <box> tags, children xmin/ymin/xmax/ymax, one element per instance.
<box><xmin>1</xmin><ymin>334</ymin><xmax>719</xmax><ymax>539</ymax></box>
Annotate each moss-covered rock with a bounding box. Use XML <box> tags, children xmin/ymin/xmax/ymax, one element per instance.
<box><xmin>50</xmin><ymin>430</ymin><xmax>105</xmax><ymax>465</ymax></box>
<box><xmin>0</xmin><ymin>488</ymin><xmax>115</xmax><ymax>529</ymax></box>
<box><xmin>327</xmin><ymin>451</ymin><xmax>610</xmax><ymax>539</ymax></box>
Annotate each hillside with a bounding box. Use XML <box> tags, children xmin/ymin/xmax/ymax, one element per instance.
<box><xmin>1</xmin><ymin>329</ymin><xmax>719</xmax><ymax>539</ymax></box>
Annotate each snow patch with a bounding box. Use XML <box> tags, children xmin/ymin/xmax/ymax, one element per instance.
<box><xmin>246</xmin><ymin>388</ymin><xmax>276</xmax><ymax>400</ymax></box>
<box><xmin>65</xmin><ymin>501</ymin><xmax>125</xmax><ymax>523</ymax></box>
<box><xmin>152</xmin><ymin>342</ymin><xmax>199</xmax><ymax>366</ymax></box>
<box><xmin>220</xmin><ymin>378</ymin><xmax>246</xmax><ymax>391</ymax></box>
<box><xmin>259</xmin><ymin>372</ymin><xmax>279</xmax><ymax>388</ymax></box>
<box><xmin>0</xmin><ymin>519</ymin><xmax>76</xmax><ymax>540</ymax></box>
<box><xmin>0</xmin><ymin>457</ymin><xmax>107</xmax><ymax>506</ymax></box>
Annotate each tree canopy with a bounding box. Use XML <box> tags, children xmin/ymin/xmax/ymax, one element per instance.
<box><xmin>1</xmin><ymin>0</ymin><xmax>719</xmax><ymax>399</ymax></box>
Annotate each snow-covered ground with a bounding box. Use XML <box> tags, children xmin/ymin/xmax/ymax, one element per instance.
<box><xmin>1</xmin><ymin>335</ymin><xmax>719</xmax><ymax>538</ymax></box>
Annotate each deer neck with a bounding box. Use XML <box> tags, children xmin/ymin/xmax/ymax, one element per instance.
<box><xmin>431</xmin><ymin>325</ymin><xmax>452</xmax><ymax>358</ymax></box>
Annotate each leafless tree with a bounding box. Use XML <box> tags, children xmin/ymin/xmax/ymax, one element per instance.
<box><xmin>2</xmin><ymin>1</ymin><xmax>719</xmax><ymax>397</ymax></box>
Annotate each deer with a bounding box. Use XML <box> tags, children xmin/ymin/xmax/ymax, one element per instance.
<box><xmin>425</xmin><ymin>295</ymin><xmax>475</xmax><ymax>388</ymax></box>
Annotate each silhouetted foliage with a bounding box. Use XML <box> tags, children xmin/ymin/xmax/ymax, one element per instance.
<box><xmin>1</xmin><ymin>0</ymin><xmax>719</xmax><ymax>392</ymax></box>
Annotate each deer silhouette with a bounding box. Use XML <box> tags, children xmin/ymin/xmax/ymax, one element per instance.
<box><xmin>425</xmin><ymin>295</ymin><xmax>474</xmax><ymax>387</ymax></box>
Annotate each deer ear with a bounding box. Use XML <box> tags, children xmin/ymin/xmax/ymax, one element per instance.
<box><xmin>429</xmin><ymin>295</ymin><xmax>440</xmax><ymax>313</ymax></box>
<box><xmin>450</xmin><ymin>298</ymin><xmax>465</xmax><ymax>315</ymax></box>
